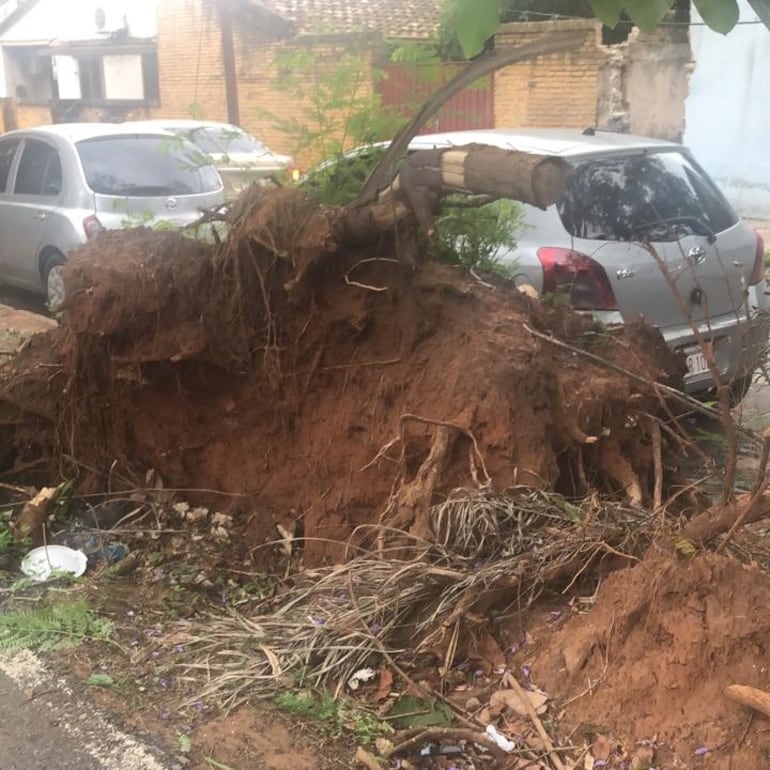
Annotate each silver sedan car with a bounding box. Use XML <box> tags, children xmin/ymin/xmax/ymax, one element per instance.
<box><xmin>0</xmin><ymin>123</ymin><xmax>225</xmax><ymax>309</ymax></box>
<box><xmin>407</xmin><ymin>129</ymin><xmax>770</xmax><ymax>399</ymax></box>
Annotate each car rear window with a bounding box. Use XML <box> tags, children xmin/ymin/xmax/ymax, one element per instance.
<box><xmin>558</xmin><ymin>150</ymin><xmax>738</xmax><ymax>242</ymax></box>
<box><xmin>179</xmin><ymin>127</ymin><xmax>268</xmax><ymax>155</ymax></box>
<box><xmin>76</xmin><ymin>135</ymin><xmax>222</xmax><ymax>196</ymax></box>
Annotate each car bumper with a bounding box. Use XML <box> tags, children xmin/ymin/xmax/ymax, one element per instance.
<box><xmin>592</xmin><ymin>283</ymin><xmax>770</xmax><ymax>395</ymax></box>
<box><xmin>664</xmin><ymin>284</ymin><xmax>770</xmax><ymax>394</ymax></box>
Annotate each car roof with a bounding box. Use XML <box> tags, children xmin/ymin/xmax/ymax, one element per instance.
<box><xmin>408</xmin><ymin>128</ymin><xmax>681</xmax><ymax>157</ymax></box>
<box><xmin>123</xmin><ymin>119</ymin><xmax>245</xmax><ymax>132</ymax></box>
<box><xmin>2</xmin><ymin>122</ymin><xmax>176</xmax><ymax>143</ymax></box>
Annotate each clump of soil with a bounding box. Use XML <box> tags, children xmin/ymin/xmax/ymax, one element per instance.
<box><xmin>527</xmin><ymin>549</ymin><xmax>770</xmax><ymax>768</ymax></box>
<box><xmin>0</xmin><ymin>187</ymin><xmax>686</xmax><ymax>564</ymax></box>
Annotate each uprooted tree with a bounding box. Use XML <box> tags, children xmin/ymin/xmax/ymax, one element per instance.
<box><xmin>0</xmin><ymin>31</ymin><xmax>715</xmax><ymax>567</ymax></box>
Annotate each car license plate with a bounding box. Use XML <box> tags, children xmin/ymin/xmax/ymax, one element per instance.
<box><xmin>686</xmin><ymin>350</ymin><xmax>709</xmax><ymax>376</ymax></box>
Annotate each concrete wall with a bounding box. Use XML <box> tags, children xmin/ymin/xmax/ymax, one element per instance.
<box><xmin>614</xmin><ymin>29</ymin><xmax>690</xmax><ymax>141</ymax></box>
<box><xmin>685</xmin><ymin>0</ymin><xmax>770</xmax><ymax>219</ymax></box>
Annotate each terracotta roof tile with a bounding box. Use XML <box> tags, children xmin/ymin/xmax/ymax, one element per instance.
<box><xmin>251</xmin><ymin>0</ymin><xmax>444</xmax><ymax>39</ymax></box>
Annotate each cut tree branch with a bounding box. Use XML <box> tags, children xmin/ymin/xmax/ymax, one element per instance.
<box><xmin>357</xmin><ymin>31</ymin><xmax>587</xmax><ymax>204</ymax></box>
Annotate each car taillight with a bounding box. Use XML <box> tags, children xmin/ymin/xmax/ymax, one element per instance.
<box><xmin>749</xmin><ymin>229</ymin><xmax>765</xmax><ymax>286</ymax></box>
<box><xmin>537</xmin><ymin>247</ymin><xmax>618</xmax><ymax>310</ymax></box>
<box><xmin>83</xmin><ymin>215</ymin><xmax>105</xmax><ymax>240</ymax></box>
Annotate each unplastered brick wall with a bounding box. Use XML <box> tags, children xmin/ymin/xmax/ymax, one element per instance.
<box><xmin>154</xmin><ymin>0</ymin><xmax>228</xmax><ymax>123</ymax></box>
<box><xmin>493</xmin><ymin>18</ymin><xmax>691</xmax><ymax>141</ymax></box>
<box><xmin>235</xmin><ymin>36</ymin><xmax>378</xmax><ymax>169</ymax></box>
<box><xmin>494</xmin><ymin>20</ymin><xmax>604</xmax><ymax>130</ymax></box>
<box><xmin>7</xmin><ymin>104</ymin><xmax>50</xmax><ymax>131</ymax></box>
<box><xmin>155</xmin><ymin>0</ymin><xmax>380</xmax><ymax>169</ymax></box>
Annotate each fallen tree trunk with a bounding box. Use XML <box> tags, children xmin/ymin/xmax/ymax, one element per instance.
<box><xmin>336</xmin><ymin>145</ymin><xmax>569</xmax><ymax>244</ymax></box>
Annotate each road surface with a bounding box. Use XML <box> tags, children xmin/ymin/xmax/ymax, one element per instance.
<box><xmin>0</xmin><ymin>651</ymin><xmax>179</xmax><ymax>770</ymax></box>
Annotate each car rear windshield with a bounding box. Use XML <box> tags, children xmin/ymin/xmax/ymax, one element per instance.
<box><xmin>558</xmin><ymin>150</ymin><xmax>738</xmax><ymax>242</ymax></box>
<box><xmin>76</xmin><ymin>135</ymin><xmax>222</xmax><ymax>196</ymax></box>
<box><xmin>179</xmin><ymin>127</ymin><xmax>268</xmax><ymax>156</ymax></box>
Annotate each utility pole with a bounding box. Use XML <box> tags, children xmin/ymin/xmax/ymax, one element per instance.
<box><xmin>219</xmin><ymin>1</ymin><xmax>240</xmax><ymax>126</ymax></box>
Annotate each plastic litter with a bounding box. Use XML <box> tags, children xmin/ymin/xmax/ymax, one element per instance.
<box><xmin>20</xmin><ymin>545</ymin><xmax>88</xmax><ymax>582</ymax></box>
<box><xmin>347</xmin><ymin>667</ymin><xmax>377</xmax><ymax>690</ymax></box>
<box><xmin>485</xmin><ymin>724</ymin><xmax>517</xmax><ymax>752</ymax></box>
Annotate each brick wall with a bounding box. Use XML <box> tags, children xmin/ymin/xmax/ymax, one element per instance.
<box><xmin>494</xmin><ymin>20</ymin><xmax>603</xmax><ymax>130</ymax></box>
<box><xmin>154</xmin><ymin>7</ymin><xmax>693</xmax><ymax>169</ymax></box>
<box><xmin>234</xmin><ymin>37</ymin><xmax>379</xmax><ymax>168</ymax></box>
<box><xmin>155</xmin><ymin>0</ymin><xmax>227</xmax><ymax>122</ymax></box>
<box><xmin>12</xmin><ymin>104</ymin><xmax>50</xmax><ymax>130</ymax></box>
<box><xmin>154</xmin><ymin>0</ymin><xmax>381</xmax><ymax>169</ymax></box>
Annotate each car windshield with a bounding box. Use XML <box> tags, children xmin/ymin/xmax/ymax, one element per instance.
<box><xmin>178</xmin><ymin>126</ymin><xmax>269</xmax><ymax>156</ymax></box>
<box><xmin>558</xmin><ymin>150</ymin><xmax>738</xmax><ymax>241</ymax></box>
<box><xmin>76</xmin><ymin>135</ymin><xmax>222</xmax><ymax>196</ymax></box>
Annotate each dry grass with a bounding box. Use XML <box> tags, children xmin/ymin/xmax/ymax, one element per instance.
<box><xmin>168</xmin><ymin>488</ymin><xmax>661</xmax><ymax>710</ymax></box>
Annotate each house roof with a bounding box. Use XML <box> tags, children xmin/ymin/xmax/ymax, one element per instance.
<box><xmin>246</xmin><ymin>0</ymin><xmax>444</xmax><ymax>40</ymax></box>
<box><xmin>0</xmin><ymin>0</ymin><xmax>39</xmax><ymax>38</ymax></box>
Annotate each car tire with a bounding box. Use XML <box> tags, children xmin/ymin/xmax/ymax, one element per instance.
<box><xmin>42</xmin><ymin>253</ymin><xmax>66</xmax><ymax>312</ymax></box>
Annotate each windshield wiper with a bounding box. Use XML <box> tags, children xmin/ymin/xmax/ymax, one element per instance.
<box><xmin>632</xmin><ymin>216</ymin><xmax>717</xmax><ymax>244</ymax></box>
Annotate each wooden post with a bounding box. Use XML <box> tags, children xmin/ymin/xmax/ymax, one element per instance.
<box><xmin>219</xmin><ymin>2</ymin><xmax>240</xmax><ymax>126</ymax></box>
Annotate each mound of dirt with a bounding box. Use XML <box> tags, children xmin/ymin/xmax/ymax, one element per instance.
<box><xmin>528</xmin><ymin>550</ymin><xmax>770</xmax><ymax>768</ymax></box>
<box><xmin>0</xmin><ymin>188</ymin><xmax>685</xmax><ymax>564</ymax></box>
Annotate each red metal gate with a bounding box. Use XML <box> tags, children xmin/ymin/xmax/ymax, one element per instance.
<box><xmin>379</xmin><ymin>63</ymin><xmax>494</xmax><ymax>133</ymax></box>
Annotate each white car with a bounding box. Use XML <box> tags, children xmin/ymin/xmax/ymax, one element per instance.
<box><xmin>125</xmin><ymin>119</ymin><xmax>294</xmax><ymax>198</ymax></box>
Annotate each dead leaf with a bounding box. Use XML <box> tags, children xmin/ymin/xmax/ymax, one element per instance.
<box><xmin>629</xmin><ymin>744</ymin><xmax>655</xmax><ymax>770</ymax></box>
<box><xmin>592</xmin><ymin>733</ymin><xmax>617</xmax><ymax>761</ymax></box>
<box><xmin>468</xmin><ymin>629</ymin><xmax>506</xmax><ymax>673</ymax></box>
<box><xmin>488</xmin><ymin>687</ymin><xmax>548</xmax><ymax>717</ymax></box>
<box><xmin>259</xmin><ymin>644</ymin><xmax>282</xmax><ymax>676</ymax></box>
<box><xmin>375</xmin><ymin>668</ymin><xmax>393</xmax><ymax>701</ymax></box>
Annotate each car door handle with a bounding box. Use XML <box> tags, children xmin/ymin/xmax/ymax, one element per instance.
<box><xmin>34</xmin><ymin>211</ymin><xmax>48</xmax><ymax>220</ymax></box>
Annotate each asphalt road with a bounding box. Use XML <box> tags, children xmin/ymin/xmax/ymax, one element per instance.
<box><xmin>0</xmin><ymin>651</ymin><xmax>178</xmax><ymax>770</ymax></box>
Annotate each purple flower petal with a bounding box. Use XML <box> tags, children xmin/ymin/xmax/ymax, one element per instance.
<box><xmin>521</xmin><ymin>665</ymin><xmax>531</xmax><ymax>678</ymax></box>
<box><xmin>694</xmin><ymin>745</ymin><xmax>710</xmax><ymax>756</ymax></box>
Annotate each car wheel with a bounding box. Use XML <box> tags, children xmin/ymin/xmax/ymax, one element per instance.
<box><xmin>43</xmin><ymin>253</ymin><xmax>66</xmax><ymax>312</ymax></box>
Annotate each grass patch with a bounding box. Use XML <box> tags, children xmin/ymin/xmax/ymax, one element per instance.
<box><xmin>0</xmin><ymin>600</ymin><xmax>115</xmax><ymax>653</ymax></box>
<box><xmin>275</xmin><ymin>690</ymin><xmax>391</xmax><ymax>745</ymax></box>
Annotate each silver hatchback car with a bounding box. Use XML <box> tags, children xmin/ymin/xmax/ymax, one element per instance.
<box><xmin>407</xmin><ymin>129</ymin><xmax>770</xmax><ymax>398</ymax></box>
<box><xmin>0</xmin><ymin>123</ymin><xmax>225</xmax><ymax>309</ymax></box>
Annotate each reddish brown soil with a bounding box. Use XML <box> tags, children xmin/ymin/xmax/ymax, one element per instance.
<box><xmin>521</xmin><ymin>549</ymin><xmax>770</xmax><ymax>768</ymax></box>
<box><xmin>0</xmin><ymin>188</ymin><xmax>683</xmax><ymax>565</ymax></box>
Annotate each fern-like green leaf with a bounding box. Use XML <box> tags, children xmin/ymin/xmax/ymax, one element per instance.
<box><xmin>0</xmin><ymin>601</ymin><xmax>113</xmax><ymax>653</ymax></box>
